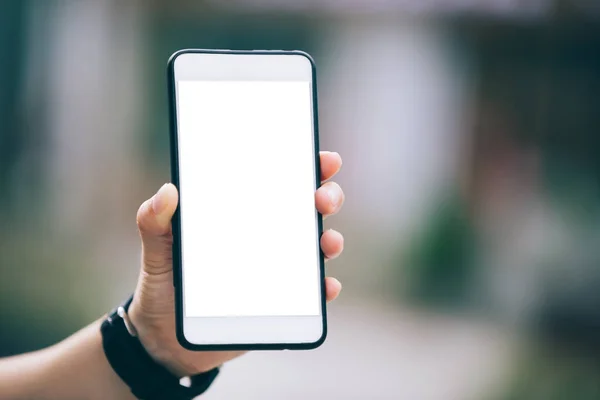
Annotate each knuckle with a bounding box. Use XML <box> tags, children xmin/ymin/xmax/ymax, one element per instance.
<box><xmin>142</xmin><ymin>235</ymin><xmax>174</xmax><ymax>274</ymax></box>
<box><xmin>143</xmin><ymin>253</ymin><xmax>173</xmax><ymax>274</ymax></box>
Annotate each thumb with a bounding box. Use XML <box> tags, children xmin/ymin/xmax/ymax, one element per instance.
<box><xmin>137</xmin><ymin>183</ymin><xmax>179</xmax><ymax>275</ymax></box>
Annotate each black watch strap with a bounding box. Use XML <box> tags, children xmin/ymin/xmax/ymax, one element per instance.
<box><xmin>101</xmin><ymin>295</ymin><xmax>219</xmax><ymax>399</ymax></box>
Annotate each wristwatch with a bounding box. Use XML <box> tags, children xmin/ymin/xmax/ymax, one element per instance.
<box><xmin>101</xmin><ymin>295</ymin><xmax>219</xmax><ymax>399</ymax></box>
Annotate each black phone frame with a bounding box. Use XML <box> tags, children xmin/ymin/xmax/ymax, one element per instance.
<box><xmin>167</xmin><ymin>49</ymin><xmax>327</xmax><ymax>351</ymax></box>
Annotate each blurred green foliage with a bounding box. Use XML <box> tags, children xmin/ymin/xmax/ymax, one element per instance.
<box><xmin>403</xmin><ymin>193</ymin><xmax>476</xmax><ymax>309</ymax></box>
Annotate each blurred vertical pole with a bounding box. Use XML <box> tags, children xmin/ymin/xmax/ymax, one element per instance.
<box><xmin>0</xmin><ymin>0</ymin><xmax>26</xmax><ymax>211</ymax></box>
<box><xmin>319</xmin><ymin>17</ymin><xmax>470</xmax><ymax>297</ymax></box>
<box><xmin>41</xmin><ymin>0</ymin><xmax>146</xmax><ymax>303</ymax></box>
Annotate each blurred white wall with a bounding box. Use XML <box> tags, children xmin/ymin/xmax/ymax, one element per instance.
<box><xmin>319</xmin><ymin>18</ymin><xmax>470</xmax><ymax>298</ymax></box>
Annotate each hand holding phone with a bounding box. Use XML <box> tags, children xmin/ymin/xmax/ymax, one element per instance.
<box><xmin>124</xmin><ymin>50</ymin><xmax>344</xmax><ymax>374</ymax></box>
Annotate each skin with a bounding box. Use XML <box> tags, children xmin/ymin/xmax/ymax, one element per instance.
<box><xmin>0</xmin><ymin>151</ymin><xmax>345</xmax><ymax>399</ymax></box>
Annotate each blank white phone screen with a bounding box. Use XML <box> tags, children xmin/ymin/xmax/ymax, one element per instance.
<box><xmin>177</xmin><ymin>80</ymin><xmax>321</xmax><ymax>318</ymax></box>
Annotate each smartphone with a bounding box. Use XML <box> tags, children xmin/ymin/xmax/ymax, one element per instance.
<box><xmin>167</xmin><ymin>49</ymin><xmax>326</xmax><ymax>350</ymax></box>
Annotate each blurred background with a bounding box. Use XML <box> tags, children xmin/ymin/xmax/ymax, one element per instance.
<box><xmin>1</xmin><ymin>0</ymin><xmax>600</xmax><ymax>398</ymax></box>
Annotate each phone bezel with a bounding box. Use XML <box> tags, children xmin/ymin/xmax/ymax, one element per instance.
<box><xmin>167</xmin><ymin>49</ymin><xmax>327</xmax><ymax>351</ymax></box>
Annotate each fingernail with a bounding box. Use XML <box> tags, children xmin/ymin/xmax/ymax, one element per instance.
<box><xmin>331</xmin><ymin>277</ymin><xmax>342</xmax><ymax>291</ymax></box>
<box><xmin>152</xmin><ymin>184</ymin><xmax>170</xmax><ymax>215</ymax></box>
<box><xmin>323</xmin><ymin>150</ymin><xmax>341</xmax><ymax>160</ymax></box>
<box><xmin>335</xmin><ymin>279</ymin><xmax>343</xmax><ymax>291</ymax></box>
<box><xmin>326</xmin><ymin>185</ymin><xmax>340</xmax><ymax>207</ymax></box>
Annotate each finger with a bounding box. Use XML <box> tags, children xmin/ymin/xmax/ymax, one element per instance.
<box><xmin>325</xmin><ymin>277</ymin><xmax>342</xmax><ymax>302</ymax></box>
<box><xmin>137</xmin><ymin>183</ymin><xmax>179</xmax><ymax>275</ymax></box>
<box><xmin>315</xmin><ymin>181</ymin><xmax>344</xmax><ymax>217</ymax></box>
<box><xmin>320</xmin><ymin>151</ymin><xmax>342</xmax><ymax>182</ymax></box>
<box><xmin>321</xmin><ymin>229</ymin><xmax>344</xmax><ymax>261</ymax></box>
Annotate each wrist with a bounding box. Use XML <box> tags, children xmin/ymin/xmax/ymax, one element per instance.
<box><xmin>127</xmin><ymin>302</ymin><xmax>192</xmax><ymax>378</ymax></box>
<box><xmin>127</xmin><ymin>301</ymin><xmax>222</xmax><ymax>377</ymax></box>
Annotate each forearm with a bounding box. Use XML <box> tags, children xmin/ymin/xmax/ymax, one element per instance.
<box><xmin>0</xmin><ymin>319</ymin><xmax>135</xmax><ymax>400</ymax></box>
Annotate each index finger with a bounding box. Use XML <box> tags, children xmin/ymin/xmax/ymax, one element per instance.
<box><xmin>320</xmin><ymin>151</ymin><xmax>342</xmax><ymax>182</ymax></box>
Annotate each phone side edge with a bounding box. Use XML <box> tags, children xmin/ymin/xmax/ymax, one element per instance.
<box><xmin>166</xmin><ymin>50</ymin><xmax>193</xmax><ymax>350</ymax></box>
<box><xmin>308</xmin><ymin>49</ymin><xmax>328</xmax><ymax>349</ymax></box>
